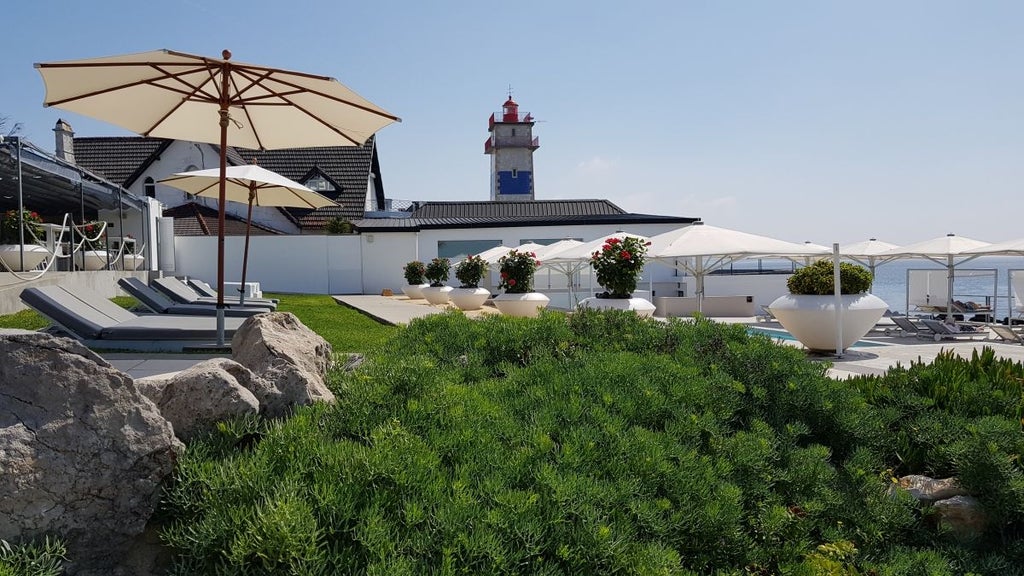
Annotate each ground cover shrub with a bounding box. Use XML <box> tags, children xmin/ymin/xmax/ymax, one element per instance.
<box><xmin>159</xmin><ymin>311</ymin><xmax>1024</xmax><ymax>574</ymax></box>
<box><xmin>0</xmin><ymin>537</ymin><xmax>66</xmax><ymax>576</ymax></box>
<box><xmin>849</xmin><ymin>347</ymin><xmax>1024</xmax><ymax>546</ymax></box>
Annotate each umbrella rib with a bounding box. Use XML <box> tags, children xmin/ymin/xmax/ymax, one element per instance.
<box><xmin>227</xmin><ymin>72</ymin><xmax>266</xmax><ymax>150</ymax></box>
<box><xmin>231</xmin><ymin>67</ymin><xmax>401</xmax><ymax>121</ymax></box>
<box><xmin>139</xmin><ymin>64</ymin><xmax>225</xmax><ymax>136</ymax></box>
<box><xmin>43</xmin><ymin>62</ymin><xmax>218</xmax><ymax>107</ymax></box>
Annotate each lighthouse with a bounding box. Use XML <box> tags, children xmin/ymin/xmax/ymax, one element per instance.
<box><xmin>484</xmin><ymin>94</ymin><xmax>539</xmax><ymax>201</ymax></box>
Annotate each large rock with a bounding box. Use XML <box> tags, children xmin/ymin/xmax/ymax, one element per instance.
<box><xmin>137</xmin><ymin>358</ymin><xmax>261</xmax><ymax>442</ymax></box>
<box><xmin>896</xmin><ymin>475</ymin><xmax>969</xmax><ymax>503</ymax></box>
<box><xmin>0</xmin><ymin>332</ymin><xmax>180</xmax><ymax>572</ymax></box>
<box><xmin>231</xmin><ymin>312</ymin><xmax>335</xmax><ymax>418</ymax></box>
<box><xmin>933</xmin><ymin>495</ymin><xmax>987</xmax><ymax>541</ymax></box>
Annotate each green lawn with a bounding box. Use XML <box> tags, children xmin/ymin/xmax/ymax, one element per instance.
<box><xmin>268</xmin><ymin>293</ymin><xmax>397</xmax><ymax>352</ymax></box>
<box><xmin>0</xmin><ymin>293</ymin><xmax>396</xmax><ymax>354</ymax></box>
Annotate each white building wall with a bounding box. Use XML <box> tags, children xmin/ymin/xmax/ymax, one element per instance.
<box><xmin>174</xmin><ymin>234</ymin><xmax>361</xmax><ymax>294</ymax></box>
<box><xmin>127</xmin><ymin>141</ymin><xmax>300</xmax><ymax>234</ymax></box>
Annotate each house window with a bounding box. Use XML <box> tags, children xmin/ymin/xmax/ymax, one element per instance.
<box><xmin>304</xmin><ymin>175</ymin><xmax>335</xmax><ymax>192</ymax></box>
<box><xmin>512</xmin><ymin>168</ymin><xmax>518</xmax><ymax>178</ymax></box>
<box><xmin>438</xmin><ymin>240</ymin><xmax>501</xmax><ymax>261</ymax></box>
<box><xmin>144</xmin><ymin>177</ymin><xmax>155</xmax><ymax>198</ymax></box>
<box><xmin>511</xmin><ymin>128</ymin><xmax>516</xmax><ymax>137</ymax></box>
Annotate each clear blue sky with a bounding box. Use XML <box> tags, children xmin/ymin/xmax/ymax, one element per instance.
<box><xmin>3</xmin><ymin>0</ymin><xmax>1021</xmax><ymax>245</ymax></box>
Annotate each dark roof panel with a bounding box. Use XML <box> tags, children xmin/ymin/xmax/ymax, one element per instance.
<box><xmin>352</xmin><ymin>212</ymin><xmax>697</xmax><ymax>232</ymax></box>
<box><xmin>73</xmin><ymin>137</ymin><xmax>171</xmax><ymax>187</ymax></box>
<box><xmin>410</xmin><ymin>199</ymin><xmax>627</xmax><ymax>219</ymax></box>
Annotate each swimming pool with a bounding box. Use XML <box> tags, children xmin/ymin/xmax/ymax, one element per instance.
<box><xmin>746</xmin><ymin>326</ymin><xmax>887</xmax><ymax>348</ymax></box>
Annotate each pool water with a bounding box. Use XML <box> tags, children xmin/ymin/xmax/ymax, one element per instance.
<box><xmin>746</xmin><ymin>326</ymin><xmax>887</xmax><ymax>348</ymax></box>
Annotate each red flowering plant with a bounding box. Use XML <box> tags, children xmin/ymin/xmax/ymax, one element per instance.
<box><xmin>403</xmin><ymin>260</ymin><xmax>427</xmax><ymax>285</ymax></box>
<box><xmin>498</xmin><ymin>249</ymin><xmax>541</xmax><ymax>294</ymax></box>
<box><xmin>589</xmin><ymin>236</ymin><xmax>651</xmax><ymax>298</ymax></box>
<box><xmin>455</xmin><ymin>254</ymin><xmax>488</xmax><ymax>288</ymax></box>
<box><xmin>424</xmin><ymin>257</ymin><xmax>451</xmax><ymax>287</ymax></box>
<box><xmin>0</xmin><ymin>209</ymin><xmax>44</xmax><ymax>244</ymax></box>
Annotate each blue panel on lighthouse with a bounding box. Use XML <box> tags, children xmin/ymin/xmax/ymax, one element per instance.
<box><xmin>497</xmin><ymin>171</ymin><xmax>532</xmax><ymax>194</ymax></box>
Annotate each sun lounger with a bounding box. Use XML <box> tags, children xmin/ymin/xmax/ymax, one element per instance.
<box><xmin>759</xmin><ymin>305</ymin><xmax>777</xmax><ymax>323</ymax></box>
<box><xmin>167</xmin><ymin>276</ymin><xmax>280</xmax><ymax>307</ymax></box>
<box><xmin>20</xmin><ymin>285</ymin><xmax>249</xmax><ymax>351</ymax></box>
<box><xmin>918</xmin><ymin>318</ymin><xmax>988</xmax><ymax>342</ymax></box>
<box><xmin>989</xmin><ymin>324</ymin><xmax>1024</xmax><ymax>344</ymax></box>
<box><xmin>890</xmin><ymin>316</ymin><xmax>930</xmax><ymax>338</ymax></box>
<box><xmin>117</xmin><ymin>277</ymin><xmax>267</xmax><ymax>317</ymax></box>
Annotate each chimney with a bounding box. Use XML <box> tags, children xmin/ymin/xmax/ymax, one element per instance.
<box><xmin>54</xmin><ymin>119</ymin><xmax>75</xmax><ymax>163</ymax></box>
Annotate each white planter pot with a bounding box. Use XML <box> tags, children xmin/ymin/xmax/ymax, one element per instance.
<box><xmin>578</xmin><ymin>296</ymin><xmax>656</xmax><ymax>317</ymax></box>
<box><xmin>122</xmin><ymin>254</ymin><xmax>146</xmax><ymax>270</ymax></box>
<box><xmin>421</xmin><ymin>285</ymin><xmax>454</xmax><ymax>305</ymax></box>
<box><xmin>402</xmin><ymin>283</ymin><xmax>429</xmax><ymax>299</ymax></box>
<box><xmin>768</xmin><ymin>293</ymin><xmax>888</xmax><ymax>352</ymax></box>
<box><xmin>81</xmin><ymin>250</ymin><xmax>111</xmax><ymax>271</ymax></box>
<box><xmin>493</xmin><ymin>292</ymin><xmax>550</xmax><ymax>318</ymax></box>
<box><xmin>0</xmin><ymin>244</ymin><xmax>49</xmax><ymax>272</ymax></box>
<box><xmin>450</xmin><ymin>287</ymin><xmax>491</xmax><ymax>311</ymax></box>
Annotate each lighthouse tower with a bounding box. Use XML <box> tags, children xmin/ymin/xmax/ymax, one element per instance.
<box><xmin>484</xmin><ymin>94</ymin><xmax>539</xmax><ymax>201</ymax></box>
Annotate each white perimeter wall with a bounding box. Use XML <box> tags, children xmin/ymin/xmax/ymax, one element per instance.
<box><xmin>172</xmin><ymin>222</ymin><xmax>696</xmax><ymax>295</ymax></box>
<box><xmin>174</xmin><ymin>235</ymin><xmax>362</xmax><ymax>294</ymax></box>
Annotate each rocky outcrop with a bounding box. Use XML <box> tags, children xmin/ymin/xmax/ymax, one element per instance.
<box><xmin>137</xmin><ymin>358</ymin><xmax>261</xmax><ymax>442</ymax></box>
<box><xmin>231</xmin><ymin>312</ymin><xmax>335</xmax><ymax>418</ymax></box>
<box><xmin>0</xmin><ymin>332</ymin><xmax>180</xmax><ymax>572</ymax></box>
<box><xmin>893</xmin><ymin>474</ymin><xmax>987</xmax><ymax>542</ymax></box>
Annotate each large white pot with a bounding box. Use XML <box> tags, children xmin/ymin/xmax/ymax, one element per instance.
<box><xmin>493</xmin><ymin>292</ymin><xmax>550</xmax><ymax>318</ymax></box>
<box><xmin>0</xmin><ymin>244</ymin><xmax>49</xmax><ymax>272</ymax></box>
<box><xmin>81</xmin><ymin>250</ymin><xmax>111</xmax><ymax>271</ymax></box>
<box><xmin>402</xmin><ymin>283</ymin><xmax>429</xmax><ymax>299</ymax></box>
<box><xmin>768</xmin><ymin>293</ymin><xmax>888</xmax><ymax>352</ymax></box>
<box><xmin>450</xmin><ymin>287</ymin><xmax>491</xmax><ymax>311</ymax></box>
<box><xmin>578</xmin><ymin>296</ymin><xmax>656</xmax><ymax>317</ymax></box>
<box><xmin>421</xmin><ymin>285</ymin><xmax>454</xmax><ymax>305</ymax></box>
<box><xmin>122</xmin><ymin>254</ymin><xmax>146</xmax><ymax>270</ymax></box>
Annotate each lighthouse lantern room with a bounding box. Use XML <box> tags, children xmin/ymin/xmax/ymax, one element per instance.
<box><xmin>484</xmin><ymin>94</ymin><xmax>539</xmax><ymax>201</ymax></box>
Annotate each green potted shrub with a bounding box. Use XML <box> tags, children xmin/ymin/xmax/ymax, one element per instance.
<box><xmin>421</xmin><ymin>257</ymin><xmax>453</xmax><ymax>305</ymax></box>
<box><xmin>768</xmin><ymin>259</ymin><xmax>888</xmax><ymax>352</ymax></box>
<box><xmin>450</xmin><ymin>254</ymin><xmax>491</xmax><ymax>311</ymax></box>
<box><xmin>578</xmin><ymin>235</ymin><xmax>656</xmax><ymax>316</ymax></box>
<box><xmin>0</xmin><ymin>209</ymin><xmax>49</xmax><ymax>272</ymax></box>
<box><xmin>401</xmin><ymin>260</ymin><xmax>428</xmax><ymax>299</ymax></box>
<box><xmin>493</xmin><ymin>249</ymin><xmax>549</xmax><ymax>317</ymax></box>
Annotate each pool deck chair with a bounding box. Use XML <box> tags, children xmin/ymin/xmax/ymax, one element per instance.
<box><xmin>890</xmin><ymin>316</ymin><xmax>930</xmax><ymax>338</ymax></box>
<box><xmin>154</xmin><ymin>277</ymin><xmax>278</xmax><ymax>309</ymax></box>
<box><xmin>117</xmin><ymin>277</ymin><xmax>267</xmax><ymax>317</ymax></box>
<box><xmin>918</xmin><ymin>318</ymin><xmax>989</xmax><ymax>342</ymax></box>
<box><xmin>20</xmin><ymin>285</ymin><xmax>249</xmax><ymax>351</ymax></box>
<box><xmin>186</xmin><ymin>278</ymin><xmax>218</xmax><ymax>297</ymax></box>
<box><xmin>990</xmin><ymin>324</ymin><xmax>1024</xmax><ymax>345</ymax></box>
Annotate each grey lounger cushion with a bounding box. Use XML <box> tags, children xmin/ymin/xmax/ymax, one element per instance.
<box><xmin>20</xmin><ymin>285</ymin><xmax>247</xmax><ymax>341</ymax></box>
<box><xmin>118</xmin><ymin>278</ymin><xmax>267</xmax><ymax>317</ymax></box>
<box><xmin>153</xmin><ymin>277</ymin><xmax>277</xmax><ymax>309</ymax></box>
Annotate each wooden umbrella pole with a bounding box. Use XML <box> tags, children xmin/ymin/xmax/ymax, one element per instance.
<box><xmin>239</xmin><ymin>184</ymin><xmax>256</xmax><ymax>306</ymax></box>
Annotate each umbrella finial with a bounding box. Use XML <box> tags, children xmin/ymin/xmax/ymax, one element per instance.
<box><xmin>222</xmin><ymin>49</ymin><xmax>232</xmax><ymax>60</ymax></box>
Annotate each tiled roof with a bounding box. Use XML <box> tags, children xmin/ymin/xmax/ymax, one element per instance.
<box><xmin>410</xmin><ymin>199</ymin><xmax>628</xmax><ymax>219</ymax></box>
<box><xmin>162</xmin><ymin>202</ymin><xmax>281</xmax><ymax>237</ymax></box>
<box><xmin>236</xmin><ymin>136</ymin><xmax>377</xmax><ymax>227</ymax></box>
<box><xmin>352</xmin><ymin>210</ymin><xmax>697</xmax><ymax>232</ymax></box>
<box><xmin>73</xmin><ymin>135</ymin><xmax>378</xmax><ymax>232</ymax></box>
<box><xmin>73</xmin><ymin>137</ymin><xmax>171</xmax><ymax>187</ymax></box>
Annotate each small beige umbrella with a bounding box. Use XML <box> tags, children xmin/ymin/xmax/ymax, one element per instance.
<box><xmin>36</xmin><ymin>48</ymin><xmax>399</xmax><ymax>344</ymax></box>
<box><xmin>159</xmin><ymin>164</ymin><xmax>336</xmax><ymax>304</ymax></box>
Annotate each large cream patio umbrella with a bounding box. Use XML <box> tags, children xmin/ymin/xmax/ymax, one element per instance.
<box><xmin>36</xmin><ymin>49</ymin><xmax>400</xmax><ymax>344</ymax></box>
<box><xmin>646</xmin><ymin>222</ymin><xmax>829</xmax><ymax>310</ymax></box>
<box><xmin>159</xmin><ymin>164</ymin><xmax>336</xmax><ymax>304</ymax></box>
<box><xmin>877</xmin><ymin>233</ymin><xmax>991</xmax><ymax>318</ymax></box>
<box><xmin>839</xmin><ymin>238</ymin><xmax>899</xmax><ymax>290</ymax></box>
